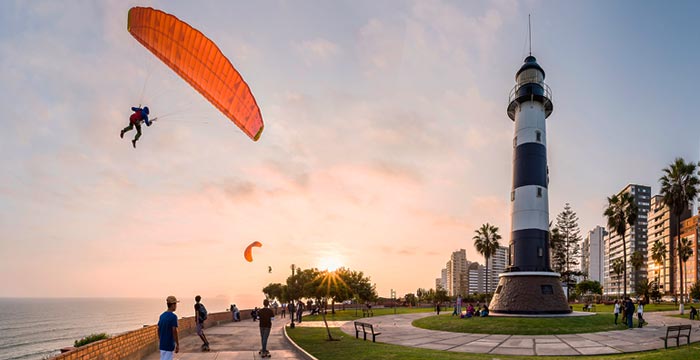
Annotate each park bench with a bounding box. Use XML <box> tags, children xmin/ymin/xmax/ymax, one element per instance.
<box><xmin>362</xmin><ymin>308</ymin><xmax>374</xmax><ymax>317</ymax></box>
<box><xmin>659</xmin><ymin>324</ymin><xmax>692</xmax><ymax>348</ymax></box>
<box><xmin>353</xmin><ymin>321</ymin><xmax>381</xmax><ymax>342</ymax></box>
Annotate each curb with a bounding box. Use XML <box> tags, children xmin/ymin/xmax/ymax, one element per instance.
<box><xmin>283</xmin><ymin>325</ymin><xmax>319</xmax><ymax>360</ymax></box>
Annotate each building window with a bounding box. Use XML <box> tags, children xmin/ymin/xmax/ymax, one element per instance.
<box><xmin>541</xmin><ymin>285</ymin><xmax>554</xmax><ymax>294</ymax></box>
<box><xmin>536</xmin><ymin>131</ymin><xmax>541</xmax><ymax>142</ymax></box>
<box><xmin>511</xmin><ymin>191</ymin><xmax>515</xmax><ymax>201</ymax></box>
<box><xmin>537</xmin><ymin>187</ymin><xmax>543</xmax><ymax>197</ymax></box>
<box><xmin>538</xmin><ymin>247</ymin><xmax>543</xmax><ymax>257</ymax></box>
<box><xmin>495</xmin><ymin>285</ymin><xmax>503</xmax><ymax>294</ymax></box>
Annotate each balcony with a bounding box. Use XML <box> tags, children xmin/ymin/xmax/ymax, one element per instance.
<box><xmin>507</xmin><ymin>81</ymin><xmax>553</xmax><ymax>120</ymax></box>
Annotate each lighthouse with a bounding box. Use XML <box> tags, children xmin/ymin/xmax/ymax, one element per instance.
<box><xmin>488</xmin><ymin>55</ymin><xmax>571</xmax><ymax>314</ymax></box>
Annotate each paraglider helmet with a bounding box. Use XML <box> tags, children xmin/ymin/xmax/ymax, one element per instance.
<box><xmin>143</xmin><ymin>106</ymin><xmax>150</xmax><ymax>115</ymax></box>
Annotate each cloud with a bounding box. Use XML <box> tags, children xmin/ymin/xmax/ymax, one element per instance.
<box><xmin>294</xmin><ymin>38</ymin><xmax>341</xmax><ymax>65</ymax></box>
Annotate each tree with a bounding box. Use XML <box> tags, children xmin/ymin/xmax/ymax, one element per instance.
<box><xmin>660</xmin><ymin>157</ymin><xmax>699</xmax><ymax>313</ymax></box>
<box><xmin>554</xmin><ymin>203</ymin><xmax>583</xmax><ymax>298</ymax></box>
<box><xmin>473</xmin><ymin>223</ymin><xmax>502</xmax><ymax>295</ymax></box>
<box><xmin>689</xmin><ymin>282</ymin><xmax>700</xmax><ymax>301</ymax></box>
<box><xmin>262</xmin><ymin>283</ymin><xmax>285</xmax><ymax>302</ymax></box>
<box><xmin>310</xmin><ymin>269</ymin><xmax>349</xmax><ymax>341</ymax></box>
<box><xmin>575</xmin><ymin>280</ymin><xmax>602</xmax><ymax>301</ymax></box>
<box><xmin>630</xmin><ymin>250</ymin><xmax>645</xmax><ymax>293</ymax></box>
<box><xmin>678</xmin><ymin>237</ymin><xmax>694</xmax><ymax>302</ymax></box>
<box><xmin>434</xmin><ymin>287</ymin><xmax>450</xmax><ymax>305</ymax></box>
<box><xmin>404</xmin><ymin>293</ymin><xmax>417</xmax><ymax>306</ymax></box>
<box><xmin>549</xmin><ymin>225</ymin><xmax>565</xmax><ymax>274</ymax></box>
<box><xmin>650</xmin><ymin>240</ymin><xmax>667</xmax><ymax>295</ymax></box>
<box><xmin>612</xmin><ymin>258</ymin><xmax>624</xmax><ymax>298</ymax></box>
<box><xmin>635</xmin><ymin>278</ymin><xmax>656</xmax><ymax>304</ymax></box>
<box><xmin>604</xmin><ymin>192</ymin><xmax>638</xmax><ymax>299</ymax></box>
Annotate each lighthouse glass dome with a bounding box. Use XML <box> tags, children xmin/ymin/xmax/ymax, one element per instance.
<box><xmin>517</xmin><ymin>68</ymin><xmax>544</xmax><ymax>87</ymax></box>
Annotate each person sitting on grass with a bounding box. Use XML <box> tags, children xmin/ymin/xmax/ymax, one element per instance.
<box><xmin>480</xmin><ymin>305</ymin><xmax>489</xmax><ymax>317</ymax></box>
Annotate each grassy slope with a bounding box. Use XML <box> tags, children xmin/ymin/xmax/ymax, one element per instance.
<box><xmin>288</xmin><ymin>327</ymin><xmax>700</xmax><ymax>360</ymax></box>
<box><xmin>413</xmin><ymin>313</ymin><xmax>629</xmax><ymax>335</ymax></box>
<box><xmin>303</xmin><ymin>307</ymin><xmax>434</xmax><ymax>322</ymax></box>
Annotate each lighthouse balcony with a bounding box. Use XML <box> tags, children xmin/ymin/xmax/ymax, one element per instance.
<box><xmin>507</xmin><ymin>82</ymin><xmax>553</xmax><ymax>120</ymax></box>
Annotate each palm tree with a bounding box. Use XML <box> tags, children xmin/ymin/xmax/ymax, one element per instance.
<box><xmin>650</xmin><ymin>240</ymin><xmax>667</xmax><ymax>295</ymax></box>
<box><xmin>660</xmin><ymin>157</ymin><xmax>699</xmax><ymax>313</ymax></box>
<box><xmin>678</xmin><ymin>237</ymin><xmax>694</xmax><ymax>302</ymax></box>
<box><xmin>473</xmin><ymin>223</ymin><xmax>502</xmax><ymax>295</ymax></box>
<box><xmin>604</xmin><ymin>192</ymin><xmax>638</xmax><ymax>299</ymax></box>
<box><xmin>630</xmin><ymin>250</ymin><xmax>645</xmax><ymax>294</ymax></box>
<box><xmin>612</xmin><ymin>258</ymin><xmax>624</xmax><ymax>298</ymax></box>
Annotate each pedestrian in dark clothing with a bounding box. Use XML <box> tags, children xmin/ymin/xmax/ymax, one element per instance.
<box><xmin>257</xmin><ymin>299</ymin><xmax>275</xmax><ymax>358</ymax></box>
<box><xmin>625</xmin><ymin>297</ymin><xmax>634</xmax><ymax>329</ymax></box>
<box><xmin>194</xmin><ymin>295</ymin><xmax>209</xmax><ymax>351</ymax></box>
<box><xmin>690</xmin><ymin>305</ymin><xmax>698</xmax><ymax>320</ymax></box>
<box><xmin>436</xmin><ymin>303</ymin><xmax>441</xmax><ymax>315</ymax></box>
<box><xmin>296</xmin><ymin>302</ymin><xmax>304</xmax><ymax>323</ymax></box>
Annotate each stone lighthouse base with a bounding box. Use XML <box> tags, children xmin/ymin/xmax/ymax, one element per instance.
<box><xmin>489</xmin><ymin>272</ymin><xmax>572</xmax><ymax>315</ymax></box>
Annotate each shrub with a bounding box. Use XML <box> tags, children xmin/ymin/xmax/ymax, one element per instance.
<box><xmin>74</xmin><ymin>333</ymin><xmax>109</xmax><ymax>347</ymax></box>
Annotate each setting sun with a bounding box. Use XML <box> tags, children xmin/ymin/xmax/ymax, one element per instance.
<box><xmin>317</xmin><ymin>257</ymin><xmax>343</xmax><ymax>272</ymax></box>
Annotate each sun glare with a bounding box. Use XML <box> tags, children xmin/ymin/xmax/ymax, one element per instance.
<box><xmin>318</xmin><ymin>257</ymin><xmax>343</xmax><ymax>272</ymax></box>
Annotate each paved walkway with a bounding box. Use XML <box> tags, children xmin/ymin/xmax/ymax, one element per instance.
<box><xmin>337</xmin><ymin>311</ymin><xmax>700</xmax><ymax>356</ymax></box>
<box><xmin>143</xmin><ymin>318</ymin><xmax>306</xmax><ymax>360</ymax></box>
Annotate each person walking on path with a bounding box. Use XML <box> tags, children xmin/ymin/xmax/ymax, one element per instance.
<box><xmin>625</xmin><ymin>297</ymin><xmax>635</xmax><ymax>329</ymax></box>
<box><xmin>281</xmin><ymin>303</ymin><xmax>286</xmax><ymax>318</ymax></box>
<box><xmin>436</xmin><ymin>302</ymin><xmax>441</xmax><ymax>315</ymax></box>
<box><xmin>637</xmin><ymin>300</ymin><xmax>645</xmax><ymax>328</ymax></box>
<box><xmin>157</xmin><ymin>296</ymin><xmax>179</xmax><ymax>360</ymax></box>
<box><xmin>613</xmin><ymin>300</ymin><xmax>620</xmax><ymax>325</ymax></box>
<box><xmin>257</xmin><ymin>299</ymin><xmax>275</xmax><ymax>358</ymax></box>
<box><xmin>296</xmin><ymin>302</ymin><xmax>304</xmax><ymax>323</ymax></box>
<box><xmin>194</xmin><ymin>295</ymin><xmax>210</xmax><ymax>351</ymax></box>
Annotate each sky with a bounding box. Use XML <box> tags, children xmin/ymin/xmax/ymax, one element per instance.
<box><xmin>1</xmin><ymin>0</ymin><xmax>700</xmax><ymax>309</ymax></box>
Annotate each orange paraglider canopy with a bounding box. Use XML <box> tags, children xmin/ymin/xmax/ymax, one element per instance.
<box><xmin>127</xmin><ymin>7</ymin><xmax>264</xmax><ymax>141</ymax></box>
<box><xmin>244</xmin><ymin>241</ymin><xmax>262</xmax><ymax>262</ymax></box>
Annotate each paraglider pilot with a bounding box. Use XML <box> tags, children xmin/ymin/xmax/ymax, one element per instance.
<box><xmin>120</xmin><ymin>106</ymin><xmax>151</xmax><ymax>148</ymax></box>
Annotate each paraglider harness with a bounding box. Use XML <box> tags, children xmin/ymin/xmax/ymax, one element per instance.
<box><xmin>130</xmin><ymin>106</ymin><xmax>154</xmax><ymax>126</ymax></box>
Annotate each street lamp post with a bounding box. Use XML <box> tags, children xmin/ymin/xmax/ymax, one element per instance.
<box><xmin>290</xmin><ymin>264</ymin><xmax>296</xmax><ymax>329</ymax></box>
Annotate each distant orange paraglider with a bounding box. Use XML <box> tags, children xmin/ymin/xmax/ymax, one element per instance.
<box><xmin>244</xmin><ymin>241</ymin><xmax>262</xmax><ymax>262</ymax></box>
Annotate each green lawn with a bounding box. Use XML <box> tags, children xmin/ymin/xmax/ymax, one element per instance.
<box><xmin>412</xmin><ymin>313</ymin><xmax>629</xmax><ymax>335</ymax></box>
<box><xmin>287</xmin><ymin>327</ymin><xmax>700</xmax><ymax>360</ymax></box>
<box><xmin>303</xmin><ymin>307</ymin><xmax>434</xmax><ymax>322</ymax></box>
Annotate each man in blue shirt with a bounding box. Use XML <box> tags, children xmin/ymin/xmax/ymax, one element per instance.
<box><xmin>120</xmin><ymin>106</ymin><xmax>152</xmax><ymax>148</ymax></box>
<box><xmin>158</xmin><ymin>295</ymin><xmax>179</xmax><ymax>360</ymax></box>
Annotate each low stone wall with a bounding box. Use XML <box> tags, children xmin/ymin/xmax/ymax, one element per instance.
<box><xmin>52</xmin><ymin>310</ymin><xmax>251</xmax><ymax>360</ymax></box>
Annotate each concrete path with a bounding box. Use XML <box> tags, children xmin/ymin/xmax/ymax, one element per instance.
<box><xmin>143</xmin><ymin>318</ymin><xmax>306</xmax><ymax>360</ymax></box>
<box><xmin>337</xmin><ymin>311</ymin><xmax>700</xmax><ymax>356</ymax></box>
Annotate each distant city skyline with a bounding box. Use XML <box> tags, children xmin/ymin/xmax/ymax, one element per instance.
<box><xmin>2</xmin><ymin>1</ymin><xmax>700</xmax><ymax>302</ymax></box>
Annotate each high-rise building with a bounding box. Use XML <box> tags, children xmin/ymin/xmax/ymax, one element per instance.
<box><xmin>646</xmin><ymin>195</ymin><xmax>690</xmax><ymax>297</ymax></box>
<box><xmin>603</xmin><ymin>184</ymin><xmax>651</xmax><ymax>297</ymax></box>
<box><xmin>445</xmin><ymin>249</ymin><xmax>469</xmax><ymax>296</ymax></box>
<box><xmin>486</xmin><ymin>246</ymin><xmax>508</xmax><ymax>292</ymax></box>
<box><xmin>582</xmin><ymin>226</ymin><xmax>606</xmax><ymax>283</ymax></box>
<box><xmin>440</xmin><ymin>268</ymin><xmax>447</xmax><ymax>290</ymax></box>
<box><xmin>678</xmin><ymin>215</ymin><xmax>699</xmax><ymax>299</ymax></box>
<box><xmin>468</xmin><ymin>262</ymin><xmax>485</xmax><ymax>294</ymax></box>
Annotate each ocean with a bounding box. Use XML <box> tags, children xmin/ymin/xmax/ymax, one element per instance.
<box><xmin>0</xmin><ymin>298</ymin><xmax>230</xmax><ymax>360</ymax></box>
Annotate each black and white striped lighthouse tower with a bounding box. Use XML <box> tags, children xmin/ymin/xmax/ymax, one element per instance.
<box><xmin>488</xmin><ymin>54</ymin><xmax>571</xmax><ymax>314</ymax></box>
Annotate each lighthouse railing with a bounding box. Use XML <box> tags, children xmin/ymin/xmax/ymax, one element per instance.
<box><xmin>508</xmin><ymin>81</ymin><xmax>552</xmax><ymax>105</ymax></box>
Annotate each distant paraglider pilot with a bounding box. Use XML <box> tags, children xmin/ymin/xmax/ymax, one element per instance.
<box><xmin>121</xmin><ymin>106</ymin><xmax>151</xmax><ymax>148</ymax></box>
